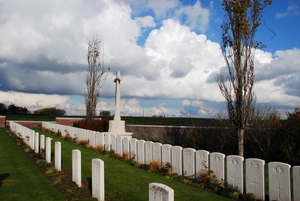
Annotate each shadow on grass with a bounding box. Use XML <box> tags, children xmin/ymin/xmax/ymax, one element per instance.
<box><xmin>87</xmin><ymin>177</ymin><xmax>92</xmax><ymax>194</ymax></box>
<box><xmin>0</xmin><ymin>173</ymin><xmax>10</xmax><ymax>188</ymax></box>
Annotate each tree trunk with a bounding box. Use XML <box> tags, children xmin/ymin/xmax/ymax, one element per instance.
<box><xmin>238</xmin><ymin>128</ymin><xmax>244</xmax><ymax>157</ymax></box>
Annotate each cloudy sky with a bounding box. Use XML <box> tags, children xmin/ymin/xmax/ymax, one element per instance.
<box><xmin>0</xmin><ymin>0</ymin><xmax>299</xmax><ymax>118</ymax></box>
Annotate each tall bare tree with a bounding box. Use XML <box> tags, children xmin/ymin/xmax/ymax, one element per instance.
<box><xmin>217</xmin><ymin>0</ymin><xmax>272</xmax><ymax>157</ymax></box>
<box><xmin>85</xmin><ymin>36</ymin><xmax>110</xmax><ymax>125</ymax></box>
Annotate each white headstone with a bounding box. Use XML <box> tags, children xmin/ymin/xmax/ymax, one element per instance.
<box><xmin>72</xmin><ymin>149</ymin><xmax>81</xmax><ymax>187</ymax></box>
<box><xmin>268</xmin><ymin>162</ymin><xmax>291</xmax><ymax>201</ymax></box>
<box><xmin>137</xmin><ymin>140</ymin><xmax>145</xmax><ymax>164</ymax></box>
<box><xmin>293</xmin><ymin>166</ymin><xmax>300</xmax><ymax>201</ymax></box>
<box><xmin>245</xmin><ymin>158</ymin><xmax>265</xmax><ymax>200</ymax></box>
<box><xmin>89</xmin><ymin>131</ymin><xmax>96</xmax><ymax>147</ymax></box>
<box><xmin>152</xmin><ymin>142</ymin><xmax>162</xmax><ymax>162</ymax></box>
<box><xmin>195</xmin><ymin>150</ymin><xmax>209</xmax><ymax>179</ymax></box>
<box><xmin>45</xmin><ymin>137</ymin><xmax>51</xmax><ymax>163</ymax></box>
<box><xmin>29</xmin><ymin>130</ymin><xmax>35</xmax><ymax>149</ymax></box>
<box><xmin>130</xmin><ymin>138</ymin><xmax>137</xmax><ymax>160</ymax></box>
<box><xmin>123</xmin><ymin>137</ymin><xmax>130</xmax><ymax>159</ymax></box>
<box><xmin>40</xmin><ymin>134</ymin><xmax>45</xmax><ymax>150</ymax></box>
<box><xmin>116</xmin><ymin>136</ymin><xmax>123</xmax><ymax>155</ymax></box>
<box><xmin>227</xmin><ymin>155</ymin><xmax>244</xmax><ymax>194</ymax></box>
<box><xmin>209</xmin><ymin>152</ymin><xmax>225</xmax><ymax>181</ymax></box>
<box><xmin>95</xmin><ymin>132</ymin><xmax>105</xmax><ymax>147</ymax></box>
<box><xmin>111</xmin><ymin>134</ymin><xmax>117</xmax><ymax>151</ymax></box>
<box><xmin>104</xmin><ymin>133</ymin><xmax>111</xmax><ymax>151</ymax></box>
<box><xmin>171</xmin><ymin>146</ymin><xmax>182</xmax><ymax>175</ymax></box>
<box><xmin>55</xmin><ymin>141</ymin><xmax>61</xmax><ymax>171</ymax></box>
<box><xmin>183</xmin><ymin>148</ymin><xmax>196</xmax><ymax>178</ymax></box>
<box><xmin>145</xmin><ymin>141</ymin><xmax>153</xmax><ymax>164</ymax></box>
<box><xmin>149</xmin><ymin>183</ymin><xmax>174</xmax><ymax>201</ymax></box>
<box><xmin>92</xmin><ymin>158</ymin><xmax>105</xmax><ymax>201</ymax></box>
<box><xmin>34</xmin><ymin>132</ymin><xmax>39</xmax><ymax>153</ymax></box>
<box><xmin>162</xmin><ymin>144</ymin><xmax>172</xmax><ymax>165</ymax></box>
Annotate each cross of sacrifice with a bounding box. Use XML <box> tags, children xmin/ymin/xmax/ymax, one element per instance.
<box><xmin>113</xmin><ymin>71</ymin><xmax>122</xmax><ymax>121</ymax></box>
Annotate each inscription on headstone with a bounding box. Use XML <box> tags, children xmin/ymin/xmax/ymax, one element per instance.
<box><xmin>209</xmin><ymin>152</ymin><xmax>225</xmax><ymax>181</ymax></box>
<box><xmin>245</xmin><ymin>158</ymin><xmax>265</xmax><ymax>200</ymax></box>
<box><xmin>171</xmin><ymin>146</ymin><xmax>182</xmax><ymax>175</ymax></box>
<box><xmin>72</xmin><ymin>149</ymin><xmax>81</xmax><ymax>187</ymax></box>
<box><xmin>92</xmin><ymin>158</ymin><xmax>105</xmax><ymax>201</ymax></box>
<box><xmin>137</xmin><ymin>140</ymin><xmax>145</xmax><ymax>164</ymax></box>
<box><xmin>183</xmin><ymin>148</ymin><xmax>195</xmax><ymax>178</ymax></box>
<box><xmin>227</xmin><ymin>155</ymin><xmax>244</xmax><ymax>193</ymax></box>
<box><xmin>149</xmin><ymin>183</ymin><xmax>174</xmax><ymax>201</ymax></box>
<box><xmin>268</xmin><ymin>162</ymin><xmax>291</xmax><ymax>201</ymax></box>
<box><xmin>195</xmin><ymin>150</ymin><xmax>209</xmax><ymax>179</ymax></box>
<box><xmin>145</xmin><ymin>141</ymin><xmax>153</xmax><ymax>164</ymax></box>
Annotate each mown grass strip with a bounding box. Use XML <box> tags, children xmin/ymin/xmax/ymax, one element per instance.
<box><xmin>0</xmin><ymin>128</ymin><xmax>65</xmax><ymax>201</ymax></box>
<box><xmin>34</xmin><ymin>128</ymin><xmax>232</xmax><ymax>201</ymax></box>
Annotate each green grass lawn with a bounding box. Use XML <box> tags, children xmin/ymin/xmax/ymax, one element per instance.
<box><xmin>33</xmin><ymin>128</ymin><xmax>232</xmax><ymax>201</ymax></box>
<box><xmin>0</xmin><ymin>128</ymin><xmax>65</xmax><ymax>201</ymax></box>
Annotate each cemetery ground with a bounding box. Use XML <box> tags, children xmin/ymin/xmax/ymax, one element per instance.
<box><xmin>0</xmin><ymin>127</ymin><xmax>232</xmax><ymax>201</ymax></box>
<box><xmin>0</xmin><ymin>128</ymin><xmax>95</xmax><ymax>201</ymax></box>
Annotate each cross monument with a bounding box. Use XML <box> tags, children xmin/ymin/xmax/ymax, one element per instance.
<box><xmin>108</xmin><ymin>71</ymin><xmax>133</xmax><ymax>139</ymax></box>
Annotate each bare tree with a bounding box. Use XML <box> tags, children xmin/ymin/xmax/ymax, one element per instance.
<box><xmin>85</xmin><ymin>36</ymin><xmax>110</xmax><ymax>125</ymax></box>
<box><xmin>216</xmin><ymin>0</ymin><xmax>272</xmax><ymax>156</ymax></box>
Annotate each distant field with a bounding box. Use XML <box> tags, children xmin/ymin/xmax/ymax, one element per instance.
<box><xmin>4</xmin><ymin>114</ymin><xmax>229</xmax><ymax>127</ymax></box>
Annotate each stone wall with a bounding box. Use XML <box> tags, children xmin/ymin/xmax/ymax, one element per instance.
<box><xmin>55</xmin><ymin>117</ymin><xmax>103</xmax><ymax>126</ymax></box>
<box><xmin>0</xmin><ymin>116</ymin><xmax>5</xmax><ymax>128</ymax></box>
<box><xmin>56</xmin><ymin>117</ymin><xmax>85</xmax><ymax>126</ymax></box>
<box><xmin>6</xmin><ymin>121</ymin><xmax>43</xmax><ymax>128</ymax></box>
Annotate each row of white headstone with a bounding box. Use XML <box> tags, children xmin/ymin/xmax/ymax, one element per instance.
<box><xmin>10</xmin><ymin>121</ymin><xmax>174</xmax><ymax>201</ymax></box>
<box><xmin>41</xmin><ymin>121</ymin><xmax>300</xmax><ymax>201</ymax></box>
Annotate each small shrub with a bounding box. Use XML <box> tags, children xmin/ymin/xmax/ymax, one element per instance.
<box><xmin>52</xmin><ymin>177</ymin><xmax>62</xmax><ymax>185</ymax></box>
<box><xmin>240</xmin><ymin>193</ymin><xmax>256</xmax><ymax>201</ymax></box>
<box><xmin>36</xmin><ymin>159</ymin><xmax>46</xmax><ymax>167</ymax></box>
<box><xmin>96</xmin><ymin>145</ymin><xmax>104</xmax><ymax>152</ymax></box>
<box><xmin>217</xmin><ymin>179</ymin><xmax>239</xmax><ymax>199</ymax></box>
<box><xmin>39</xmin><ymin>148</ymin><xmax>46</xmax><ymax>159</ymax></box>
<box><xmin>130</xmin><ymin>152</ymin><xmax>136</xmax><ymax>160</ymax></box>
<box><xmin>55</xmin><ymin>130</ymin><xmax>62</xmax><ymax>137</ymax></box>
<box><xmin>45</xmin><ymin>167</ymin><xmax>54</xmax><ymax>174</ymax></box>
<box><xmin>109</xmin><ymin>149</ymin><xmax>115</xmax><ymax>155</ymax></box>
<box><xmin>199</xmin><ymin>170</ymin><xmax>216</xmax><ymax>186</ymax></box>
<box><xmin>161</xmin><ymin>162</ymin><xmax>172</xmax><ymax>176</ymax></box>
<box><xmin>77</xmin><ymin>139</ymin><xmax>89</xmax><ymax>146</ymax></box>
<box><xmin>130</xmin><ymin>160</ymin><xmax>139</xmax><ymax>167</ymax></box>
<box><xmin>23</xmin><ymin>146</ymin><xmax>31</xmax><ymax>153</ymax></box>
<box><xmin>122</xmin><ymin>152</ymin><xmax>129</xmax><ymax>160</ymax></box>
<box><xmin>63</xmin><ymin>134</ymin><xmax>72</xmax><ymax>142</ymax></box>
<box><xmin>16</xmin><ymin>141</ymin><xmax>23</xmax><ymax>147</ymax></box>
<box><xmin>149</xmin><ymin>160</ymin><xmax>161</xmax><ymax>172</ymax></box>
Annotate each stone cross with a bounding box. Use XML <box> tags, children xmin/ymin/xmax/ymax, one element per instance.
<box><xmin>113</xmin><ymin>71</ymin><xmax>122</xmax><ymax>121</ymax></box>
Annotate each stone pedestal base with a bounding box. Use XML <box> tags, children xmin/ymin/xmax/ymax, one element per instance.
<box><xmin>108</xmin><ymin>120</ymin><xmax>133</xmax><ymax>139</ymax></box>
